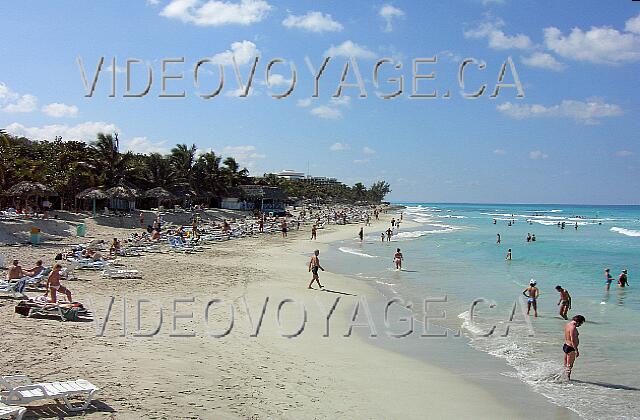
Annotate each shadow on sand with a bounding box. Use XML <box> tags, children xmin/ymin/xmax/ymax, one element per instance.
<box><xmin>571</xmin><ymin>379</ymin><xmax>640</xmax><ymax>391</ymax></box>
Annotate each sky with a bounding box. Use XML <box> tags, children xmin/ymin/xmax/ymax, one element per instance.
<box><xmin>0</xmin><ymin>0</ymin><xmax>639</xmax><ymax>204</ymax></box>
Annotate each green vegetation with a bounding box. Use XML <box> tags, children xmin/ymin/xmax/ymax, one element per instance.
<box><xmin>0</xmin><ymin>130</ymin><xmax>391</xmax><ymax>207</ymax></box>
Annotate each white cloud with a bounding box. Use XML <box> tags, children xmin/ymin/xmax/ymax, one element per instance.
<box><xmin>222</xmin><ymin>145</ymin><xmax>265</xmax><ymax>171</ymax></box>
<box><xmin>543</xmin><ymin>20</ymin><xmax>640</xmax><ymax>64</ymax></box>
<box><xmin>297</xmin><ymin>98</ymin><xmax>313</xmax><ymax>107</ymax></box>
<box><xmin>329</xmin><ymin>142</ymin><xmax>349</xmax><ymax>151</ymax></box>
<box><xmin>616</xmin><ymin>150</ymin><xmax>633</xmax><ymax>157</ymax></box>
<box><xmin>160</xmin><ymin>0</ymin><xmax>272</xmax><ymax>26</ymax></box>
<box><xmin>121</xmin><ymin>136</ymin><xmax>168</xmax><ymax>154</ymax></box>
<box><xmin>42</xmin><ymin>103</ymin><xmax>79</xmax><ymax>118</ymax></box>
<box><xmin>626</xmin><ymin>13</ymin><xmax>640</xmax><ymax>35</ymax></box>
<box><xmin>353</xmin><ymin>158</ymin><xmax>370</xmax><ymax>164</ymax></box>
<box><xmin>529</xmin><ymin>150</ymin><xmax>549</xmax><ymax>160</ymax></box>
<box><xmin>330</xmin><ymin>95</ymin><xmax>351</xmax><ymax>107</ymax></box>
<box><xmin>2</xmin><ymin>94</ymin><xmax>37</xmax><ymax>113</ymax></box>
<box><xmin>464</xmin><ymin>17</ymin><xmax>533</xmax><ymax>50</ymax></box>
<box><xmin>282</xmin><ymin>11</ymin><xmax>343</xmax><ymax>33</ymax></box>
<box><xmin>210</xmin><ymin>40</ymin><xmax>259</xmax><ymax>65</ymax></box>
<box><xmin>493</xmin><ymin>148</ymin><xmax>507</xmax><ymax>155</ymax></box>
<box><xmin>312</xmin><ymin>105</ymin><xmax>343</xmax><ymax>119</ymax></box>
<box><xmin>379</xmin><ymin>4</ymin><xmax>404</xmax><ymax>32</ymax></box>
<box><xmin>325</xmin><ymin>40</ymin><xmax>376</xmax><ymax>59</ymax></box>
<box><xmin>5</xmin><ymin>121</ymin><xmax>119</xmax><ymax>142</ymax></box>
<box><xmin>363</xmin><ymin>146</ymin><xmax>376</xmax><ymax>155</ymax></box>
<box><xmin>147</xmin><ymin>0</ymin><xmax>160</xmax><ymax>5</ymax></box>
<box><xmin>521</xmin><ymin>52</ymin><xmax>565</xmax><ymax>71</ymax></box>
<box><xmin>263</xmin><ymin>73</ymin><xmax>291</xmax><ymax>87</ymax></box>
<box><xmin>0</xmin><ymin>82</ymin><xmax>38</xmax><ymax>113</ymax></box>
<box><xmin>497</xmin><ymin>98</ymin><xmax>623</xmax><ymax>125</ymax></box>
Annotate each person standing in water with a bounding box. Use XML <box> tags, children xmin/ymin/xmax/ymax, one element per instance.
<box><xmin>359</xmin><ymin>227</ymin><xmax>364</xmax><ymax>242</ymax></box>
<box><xmin>618</xmin><ymin>269</ymin><xmax>629</xmax><ymax>288</ymax></box>
<box><xmin>381</xmin><ymin>232</ymin><xmax>385</xmax><ymax>242</ymax></box>
<box><xmin>505</xmin><ymin>248</ymin><xmax>512</xmax><ymax>260</ymax></box>
<box><xmin>556</xmin><ymin>285</ymin><xmax>571</xmax><ymax>320</ymax></box>
<box><xmin>308</xmin><ymin>249</ymin><xmax>325</xmax><ymax>289</ymax></box>
<box><xmin>523</xmin><ymin>279</ymin><xmax>539</xmax><ymax>317</ymax></box>
<box><xmin>496</xmin><ymin>233</ymin><xmax>501</xmax><ymax>245</ymax></box>
<box><xmin>605</xmin><ymin>268</ymin><xmax>614</xmax><ymax>291</ymax></box>
<box><xmin>563</xmin><ymin>315</ymin><xmax>586</xmax><ymax>380</ymax></box>
<box><xmin>393</xmin><ymin>248</ymin><xmax>404</xmax><ymax>270</ymax></box>
<box><xmin>386</xmin><ymin>228</ymin><xmax>392</xmax><ymax>242</ymax></box>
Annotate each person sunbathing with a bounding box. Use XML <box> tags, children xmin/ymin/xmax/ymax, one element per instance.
<box><xmin>7</xmin><ymin>260</ymin><xmax>24</xmax><ymax>281</ymax></box>
<box><xmin>151</xmin><ymin>230</ymin><xmax>161</xmax><ymax>241</ymax></box>
<box><xmin>46</xmin><ymin>264</ymin><xmax>72</xmax><ymax>303</ymax></box>
<box><xmin>109</xmin><ymin>238</ymin><xmax>122</xmax><ymax>255</ymax></box>
<box><xmin>24</xmin><ymin>260</ymin><xmax>45</xmax><ymax>277</ymax></box>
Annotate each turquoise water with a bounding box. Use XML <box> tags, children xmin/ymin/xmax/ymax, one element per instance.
<box><xmin>326</xmin><ymin>203</ymin><xmax>640</xmax><ymax>418</ymax></box>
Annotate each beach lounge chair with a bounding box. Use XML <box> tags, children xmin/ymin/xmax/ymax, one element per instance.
<box><xmin>0</xmin><ymin>402</ymin><xmax>26</xmax><ymax>420</ymax></box>
<box><xmin>167</xmin><ymin>236</ymin><xmax>195</xmax><ymax>253</ymax></box>
<box><xmin>102</xmin><ymin>267</ymin><xmax>141</xmax><ymax>279</ymax></box>
<box><xmin>0</xmin><ymin>375</ymin><xmax>98</xmax><ymax>412</ymax></box>
<box><xmin>14</xmin><ymin>299</ymin><xmax>91</xmax><ymax>322</ymax></box>
<box><xmin>0</xmin><ymin>281</ymin><xmax>28</xmax><ymax>299</ymax></box>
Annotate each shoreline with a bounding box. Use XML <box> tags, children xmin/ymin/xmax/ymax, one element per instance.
<box><xmin>1</xmin><ymin>209</ymin><xmax>573</xmax><ymax>418</ymax></box>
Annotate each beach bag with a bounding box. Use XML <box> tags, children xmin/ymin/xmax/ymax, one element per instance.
<box><xmin>61</xmin><ymin>307</ymin><xmax>80</xmax><ymax>321</ymax></box>
<box><xmin>14</xmin><ymin>302</ymin><xmax>31</xmax><ymax>317</ymax></box>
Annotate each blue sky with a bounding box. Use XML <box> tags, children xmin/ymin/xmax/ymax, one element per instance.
<box><xmin>1</xmin><ymin>0</ymin><xmax>639</xmax><ymax>204</ymax></box>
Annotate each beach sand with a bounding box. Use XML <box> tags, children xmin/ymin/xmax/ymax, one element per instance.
<box><xmin>1</xmin><ymin>212</ymin><xmax>571</xmax><ymax>418</ymax></box>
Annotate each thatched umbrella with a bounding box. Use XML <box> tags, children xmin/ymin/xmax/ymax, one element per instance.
<box><xmin>6</xmin><ymin>181</ymin><xmax>54</xmax><ymax>196</ymax></box>
<box><xmin>144</xmin><ymin>187</ymin><xmax>176</xmax><ymax>208</ymax></box>
<box><xmin>106</xmin><ymin>185</ymin><xmax>138</xmax><ymax>211</ymax></box>
<box><xmin>5</xmin><ymin>181</ymin><xmax>56</xmax><ymax>210</ymax></box>
<box><xmin>76</xmin><ymin>188</ymin><xmax>107</xmax><ymax>217</ymax></box>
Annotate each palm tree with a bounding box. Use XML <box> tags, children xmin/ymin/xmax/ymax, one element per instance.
<box><xmin>353</xmin><ymin>182</ymin><xmax>367</xmax><ymax>200</ymax></box>
<box><xmin>90</xmin><ymin>133</ymin><xmax>133</xmax><ymax>187</ymax></box>
<box><xmin>146</xmin><ymin>153</ymin><xmax>177</xmax><ymax>189</ymax></box>
<box><xmin>222</xmin><ymin>157</ymin><xmax>249</xmax><ymax>187</ymax></box>
<box><xmin>193</xmin><ymin>151</ymin><xmax>225</xmax><ymax>200</ymax></box>
<box><xmin>170</xmin><ymin>143</ymin><xmax>197</xmax><ymax>186</ymax></box>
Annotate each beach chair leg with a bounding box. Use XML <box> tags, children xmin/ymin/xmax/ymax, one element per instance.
<box><xmin>62</xmin><ymin>390</ymin><xmax>96</xmax><ymax>411</ymax></box>
<box><xmin>15</xmin><ymin>407</ymin><xmax>27</xmax><ymax>420</ymax></box>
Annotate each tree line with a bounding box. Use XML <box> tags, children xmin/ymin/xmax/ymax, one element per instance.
<box><xmin>0</xmin><ymin>129</ymin><xmax>391</xmax><ymax>208</ymax></box>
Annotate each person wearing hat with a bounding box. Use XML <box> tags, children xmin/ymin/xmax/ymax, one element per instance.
<box><xmin>523</xmin><ymin>279</ymin><xmax>539</xmax><ymax>317</ymax></box>
<box><xmin>618</xmin><ymin>270</ymin><xmax>629</xmax><ymax>288</ymax></box>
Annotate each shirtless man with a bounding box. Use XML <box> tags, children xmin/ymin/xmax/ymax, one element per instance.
<box><xmin>505</xmin><ymin>248</ymin><xmax>512</xmax><ymax>260</ymax></box>
<box><xmin>555</xmin><ymin>285</ymin><xmax>571</xmax><ymax>320</ymax></box>
<box><xmin>563</xmin><ymin>315</ymin><xmax>585</xmax><ymax>380</ymax></box>
<box><xmin>24</xmin><ymin>260</ymin><xmax>45</xmax><ymax>277</ymax></box>
<box><xmin>281</xmin><ymin>219</ymin><xmax>288</xmax><ymax>238</ymax></box>
<box><xmin>386</xmin><ymin>228</ymin><xmax>392</xmax><ymax>242</ymax></box>
<box><xmin>46</xmin><ymin>264</ymin><xmax>72</xmax><ymax>303</ymax></box>
<box><xmin>523</xmin><ymin>279</ymin><xmax>539</xmax><ymax>317</ymax></box>
<box><xmin>7</xmin><ymin>260</ymin><xmax>24</xmax><ymax>280</ymax></box>
<box><xmin>311</xmin><ymin>224</ymin><xmax>317</xmax><ymax>240</ymax></box>
<box><xmin>308</xmin><ymin>250</ymin><xmax>324</xmax><ymax>289</ymax></box>
<box><xmin>496</xmin><ymin>233</ymin><xmax>501</xmax><ymax>245</ymax></box>
<box><xmin>393</xmin><ymin>248</ymin><xmax>403</xmax><ymax>270</ymax></box>
<box><xmin>359</xmin><ymin>227</ymin><xmax>364</xmax><ymax>242</ymax></box>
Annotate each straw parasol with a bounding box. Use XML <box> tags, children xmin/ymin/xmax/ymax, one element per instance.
<box><xmin>144</xmin><ymin>187</ymin><xmax>177</xmax><ymax>208</ymax></box>
<box><xmin>106</xmin><ymin>185</ymin><xmax>138</xmax><ymax>200</ymax></box>
<box><xmin>6</xmin><ymin>181</ymin><xmax>54</xmax><ymax>196</ymax></box>
<box><xmin>76</xmin><ymin>188</ymin><xmax>108</xmax><ymax>217</ymax></box>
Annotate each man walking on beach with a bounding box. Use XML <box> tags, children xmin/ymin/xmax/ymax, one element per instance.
<box><xmin>281</xmin><ymin>219</ymin><xmax>288</xmax><ymax>238</ymax></box>
<box><xmin>359</xmin><ymin>227</ymin><xmax>364</xmax><ymax>242</ymax></box>
<box><xmin>563</xmin><ymin>315</ymin><xmax>585</xmax><ymax>380</ymax></box>
<box><xmin>311</xmin><ymin>224</ymin><xmax>317</xmax><ymax>240</ymax></box>
<box><xmin>308</xmin><ymin>250</ymin><xmax>324</xmax><ymax>289</ymax></box>
<box><xmin>556</xmin><ymin>285</ymin><xmax>571</xmax><ymax>320</ymax></box>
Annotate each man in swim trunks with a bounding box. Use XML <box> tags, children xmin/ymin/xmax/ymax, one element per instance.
<box><xmin>386</xmin><ymin>228</ymin><xmax>392</xmax><ymax>242</ymax></box>
<box><xmin>605</xmin><ymin>268</ymin><xmax>614</xmax><ymax>291</ymax></box>
<box><xmin>523</xmin><ymin>279</ymin><xmax>539</xmax><ymax>317</ymax></box>
<box><xmin>555</xmin><ymin>285</ymin><xmax>571</xmax><ymax>320</ymax></box>
<box><xmin>281</xmin><ymin>219</ymin><xmax>288</xmax><ymax>238</ymax></box>
<box><xmin>308</xmin><ymin>250</ymin><xmax>325</xmax><ymax>289</ymax></box>
<box><xmin>618</xmin><ymin>269</ymin><xmax>629</xmax><ymax>288</ymax></box>
<box><xmin>394</xmin><ymin>248</ymin><xmax>403</xmax><ymax>270</ymax></box>
<box><xmin>46</xmin><ymin>263</ymin><xmax>72</xmax><ymax>303</ymax></box>
<box><xmin>24</xmin><ymin>260</ymin><xmax>45</xmax><ymax>277</ymax></box>
<box><xmin>7</xmin><ymin>260</ymin><xmax>24</xmax><ymax>281</ymax></box>
<box><xmin>311</xmin><ymin>224</ymin><xmax>317</xmax><ymax>240</ymax></box>
<box><xmin>563</xmin><ymin>315</ymin><xmax>585</xmax><ymax>380</ymax></box>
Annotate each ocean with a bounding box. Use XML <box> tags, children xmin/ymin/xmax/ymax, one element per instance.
<box><xmin>326</xmin><ymin>203</ymin><xmax>640</xmax><ymax>419</ymax></box>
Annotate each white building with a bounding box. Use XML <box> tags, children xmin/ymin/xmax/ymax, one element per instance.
<box><xmin>275</xmin><ymin>170</ymin><xmax>305</xmax><ymax>180</ymax></box>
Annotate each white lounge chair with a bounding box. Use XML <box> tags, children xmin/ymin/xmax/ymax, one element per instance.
<box><xmin>0</xmin><ymin>375</ymin><xmax>98</xmax><ymax>412</ymax></box>
<box><xmin>102</xmin><ymin>267</ymin><xmax>141</xmax><ymax>279</ymax></box>
<box><xmin>0</xmin><ymin>282</ymin><xmax>27</xmax><ymax>299</ymax></box>
<box><xmin>0</xmin><ymin>402</ymin><xmax>26</xmax><ymax>420</ymax></box>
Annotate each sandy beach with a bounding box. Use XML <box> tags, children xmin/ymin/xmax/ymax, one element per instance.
<box><xmin>0</xmin><ymin>209</ymin><xmax>579</xmax><ymax>419</ymax></box>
